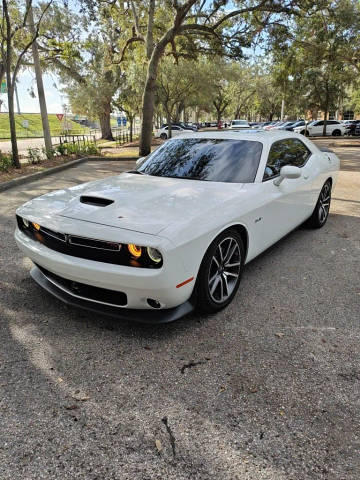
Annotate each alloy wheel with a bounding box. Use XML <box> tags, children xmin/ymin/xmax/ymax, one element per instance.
<box><xmin>318</xmin><ymin>183</ymin><xmax>331</xmax><ymax>225</ymax></box>
<box><xmin>208</xmin><ymin>237</ymin><xmax>241</xmax><ymax>304</ymax></box>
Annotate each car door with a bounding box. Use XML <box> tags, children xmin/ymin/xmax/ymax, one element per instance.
<box><xmin>310</xmin><ymin>120</ymin><xmax>323</xmax><ymax>136</ymax></box>
<box><xmin>171</xmin><ymin>126</ymin><xmax>183</xmax><ymax>137</ymax></box>
<box><xmin>252</xmin><ymin>139</ymin><xmax>315</xmax><ymax>253</ymax></box>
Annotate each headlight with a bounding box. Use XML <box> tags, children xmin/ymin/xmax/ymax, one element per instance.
<box><xmin>147</xmin><ymin>247</ymin><xmax>162</xmax><ymax>264</ymax></box>
<box><xmin>128</xmin><ymin>244</ymin><xmax>142</xmax><ymax>258</ymax></box>
<box><xmin>22</xmin><ymin>218</ymin><xmax>29</xmax><ymax>228</ymax></box>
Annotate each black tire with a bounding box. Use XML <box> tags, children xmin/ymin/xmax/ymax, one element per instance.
<box><xmin>307</xmin><ymin>180</ymin><xmax>332</xmax><ymax>228</ymax></box>
<box><xmin>332</xmin><ymin>129</ymin><xmax>341</xmax><ymax>136</ymax></box>
<box><xmin>195</xmin><ymin>229</ymin><xmax>244</xmax><ymax>314</ymax></box>
<box><xmin>300</xmin><ymin>130</ymin><xmax>309</xmax><ymax>136</ymax></box>
<box><xmin>160</xmin><ymin>133</ymin><xmax>167</xmax><ymax>139</ymax></box>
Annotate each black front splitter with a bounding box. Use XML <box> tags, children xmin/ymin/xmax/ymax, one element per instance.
<box><xmin>30</xmin><ymin>266</ymin><xmax>195</xmax><ymax>324</ymax></box>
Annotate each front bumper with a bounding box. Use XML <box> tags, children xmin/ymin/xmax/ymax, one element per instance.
<box><xmin>15</xmin><ymin>228</ymin><xmax>195</xmax><ymax>313</ymax></box>
<box><xmin>30</xmin><ymin>266</ymin><xmax>194</xmax><ymax>323</ymax></box>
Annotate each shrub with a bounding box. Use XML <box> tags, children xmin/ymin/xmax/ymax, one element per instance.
<box><xmin>0</xmin><ymin>152</ymin><xmax>13</xmax><ymax>172</ymax></box>
<box><xmin>55</xmin><ymin>141</ymin><xmax>100</xmax><ymax>157</ymax></box>
<box><xmin>56</xmin><ymin>144</ymin><xmax>67</xmax><ymax>156</ymax></box>
<box><xmin>42</xmin><ymin>147</ymin><xmax>57</xmax><ymax>160</ymax></box>
<box><xmin>27</xmin><ymin>147</ymin><xmax>43</xmax><ymax>164</ymax></box>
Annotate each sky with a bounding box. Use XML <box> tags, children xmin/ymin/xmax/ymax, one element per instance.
<box><xmin>1</xmin><ymin>70</ymin><xmax>66</xmax><ymax>114</ymax></box>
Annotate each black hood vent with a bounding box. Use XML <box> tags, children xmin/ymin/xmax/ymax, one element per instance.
<box><xmin>80</xmin><ymin>196</ymin><xmax>114</xmax><ymax>207</ymax></box>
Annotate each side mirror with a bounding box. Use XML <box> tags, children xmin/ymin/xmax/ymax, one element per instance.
<box><xmin>136</xmin><ymin>156</ymin><xmax>146</xmax><ymax>166</ymax></box>
<box><xmin>273</xmin><ymin>165</ymin><xmax>301</xmax><ymax>186</ymax></box>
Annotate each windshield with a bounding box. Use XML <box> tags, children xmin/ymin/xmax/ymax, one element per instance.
<box><xmin>137</xmin><ymin>138</ymin><xmax>263</xmax><ymax>183</ymax></box>
<box><xmin>232</xmin><ymin>120</ymin><xmax>248</xmax><ymax>126</ymax></box>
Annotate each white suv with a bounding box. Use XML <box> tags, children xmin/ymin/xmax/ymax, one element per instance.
<box><xmin>293</xmin><ymin>120</ymin><xmax>345</xmax><ymax>137</ymax></box>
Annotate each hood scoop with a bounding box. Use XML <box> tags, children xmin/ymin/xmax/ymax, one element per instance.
<box><xmin>80</xmin><ymin>195</ymin><xmax>114</xmax><ymax>207</ymax></box>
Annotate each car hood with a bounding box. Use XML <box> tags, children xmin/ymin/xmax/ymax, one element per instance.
<box><xmin>17</xmin><ymin>173</ymin><xmax>245</xmax><ymax>236</ymax></box>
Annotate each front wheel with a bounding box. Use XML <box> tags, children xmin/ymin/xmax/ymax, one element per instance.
<box><xmin>160</xmin><ymin>133</ymin><xmax>167</xmax><ymax>140</ymax></box>
<box><xmin>195</xmin><ymin>229</ymin><xmax>244</xmax><ymax>314</ymax></box>
<box><xmin>307</xmin><ymin>180</ymin><xmax>332</xmax><ymax>228</ymax></box>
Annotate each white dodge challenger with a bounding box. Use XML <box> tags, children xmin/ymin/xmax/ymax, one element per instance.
<box><xmin>15</xmin><ymin>131</ymin><xmax>339</xmax><ymax>323</ymax></box>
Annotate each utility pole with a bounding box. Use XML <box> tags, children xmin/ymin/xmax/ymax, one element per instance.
<box><xmin>27</xmin><ymin>2</ymin><xmax>52</xmax><ymax>155</ymax></box>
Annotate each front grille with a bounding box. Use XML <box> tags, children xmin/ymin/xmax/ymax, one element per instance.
<box><xmin>38</xmin><ymin>265</ymin><xmax>127</xmax><ymax>307</ymax></box>
<box><xmin>17</xmin><ymin>216</ymin><xmax>162</xmax><ymax>269</ymax></box>
<box><xmin>17</xmin><ymin>216</ymin><xmax>126</xmax><ymax>266</ymax></box>
<box><xmin>68</xmin><ymin>235</ymin><xmax>120</xmax><ymax>251</ymax></box>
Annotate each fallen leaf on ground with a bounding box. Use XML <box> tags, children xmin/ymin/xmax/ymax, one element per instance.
<box><xmin>155</xmin><ymin>438</ymin><xmax>162</xmax><ymax>452</ymax></box>
<box><xmin>275</xmin><ymin>332</ymin><xmax>285</xmax><ymax>338</ymax></box>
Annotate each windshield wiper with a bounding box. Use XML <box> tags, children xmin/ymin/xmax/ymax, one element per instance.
<box><xmin>127</xmin><ymin>170</ymin><xmax>145</xmax><ymax>175</ymax></box>
<box><xmin>163</xmin><ymin>175</ymin><xmax>203</xmax><ymax>181</ymax></box>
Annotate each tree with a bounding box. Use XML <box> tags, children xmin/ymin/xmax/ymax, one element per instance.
<box><xmin>90</xmin><ymin>0</ymin><xmax>308</xmax><ymax>155</ymax></box>
<box><xmin>39</xmin><ymin>5</ymin><xmax>122</xmax><ymax>140</ymax></box>
<box><xmin>155</xmin><ymin>57</ymin><xmax>199</xmax><ymax>136</ymax></box>
<box><xmin>28</xmin><ymin>1</ymin><xmax>52</xmax><ymax>156</ymax></box>
<box><xmin>269</xmin><ymin>0</ymin><xmax>357</xmax><ymax>134</ymax></box>
<box><xmin>113</xmin><ymin>63</ymin><xmax>145</xmax><ymax>142</ymax></box>
<box><xmin>1</xmin><ymin>0</ymin><xmax>51</xmax><ymax>167</ymax></box>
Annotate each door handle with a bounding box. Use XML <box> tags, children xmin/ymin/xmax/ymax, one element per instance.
<box><xmin>303</xmin><ymin>174</ymin><xmax>309</xmax><ymax>179</ymax></box>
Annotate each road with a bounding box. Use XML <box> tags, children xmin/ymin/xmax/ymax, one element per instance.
<box><xmin>0</xmin><ymin>136</ymin><xmax>63</xmax><ymax>155</ymax></box>
<box><xmin>0</xmin><ymin>132</ymin><xmax>103</xmax><ymax>156</ymax></box>
<box><xmin>0</xmin><ymin>140</ymin><xmax>359</xmax><ymax>479</ymax></box>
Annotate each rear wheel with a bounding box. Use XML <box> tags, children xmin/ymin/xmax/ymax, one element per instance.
<box><xmin>195</xmin><ymin>229</ymin><xmax>244</xmax><ymax>313</ymax></box>
<box><xmin>160</xmin><ymin>133</ymin><xmax>167</xmax><ymax>139</ymax></box>
<box><xmin>332</xmin><ymin>129</ymin><xmax>341</xmax><ymax>136</ymax></box>
<box><xmin>307</xmin><ymin>180</ymin><xmax>332</xmax><ymax>228</ymax></box>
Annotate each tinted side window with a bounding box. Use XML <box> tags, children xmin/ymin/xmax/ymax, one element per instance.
<box><xmin>263</xmin><ymin>139</ymin><xmax>311</xmax><ymax>181</ymax></box>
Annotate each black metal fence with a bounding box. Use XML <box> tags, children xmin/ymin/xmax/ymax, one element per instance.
<box><xmin>114</xmin><ymin>125</ymin><xmax>140</xmax><ymax>147</ymax></box>
<box><xmin>59</xmin><ymin>134</ymin><xmax>96</xmax><ymax>147</ymax></box>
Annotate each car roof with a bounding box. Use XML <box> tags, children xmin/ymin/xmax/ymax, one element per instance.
<box><xmin>176</xmin><ymin>129</ymin><xmax>309</xmax><ymax>144</ymax></box>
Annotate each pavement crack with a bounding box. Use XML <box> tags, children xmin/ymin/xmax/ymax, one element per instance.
<box><xmin>180</xmin><ymin>360</ymin><xmax>206</xmax><ymax>374</ymax></box>
<box><xmin>162</xmin><ymin>416</ymin><xmax>176</xmax><ymax>458</ymax></box>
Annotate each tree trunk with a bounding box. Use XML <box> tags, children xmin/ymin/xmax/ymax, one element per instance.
<box><xmin>28</xmin><ymin>3</ymin><xmax>52</xmax><ymax>156</ymax></box>
<box><xmin>166</xmin><ymin>111</ymin><xmax>172</xmax><ymax>139</ymax></box>
<box><xmin>4</xmin><ymin>0</ymin><xmax>20</xmax><ymax>167</ymax></box>
<box><xmin>129</xmin><ymin>116</ymin><xmax>133</xmax><ymax>143</ymax></box>
<box><xmin>98</xmin><ymin>106</ymin><xmax>113</xmax><ymax>140</ymax></box>
<box><xmin>140</xmin><ymin>66</ymin><xmax>157</xmax><ymax>155</ymax></box>
<box><xmin>139</xmin><ymin>29</ymin><xmax>175</xmax><ymax>156</ymax></box>
<box><xmin>322</xmin><ymin>110</ymin><xmax>328</xmax><ymax>137</ymax></box>
<box><xmin>7</xmin><ymin>83</ymin><xmax>20</xmax><ymax>167</ymax></box>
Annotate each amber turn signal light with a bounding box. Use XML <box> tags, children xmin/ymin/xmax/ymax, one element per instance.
<box><xmin>128</xmin><ymin>244</ymin><xmax>142</xmax><ymax>258</ymax></box>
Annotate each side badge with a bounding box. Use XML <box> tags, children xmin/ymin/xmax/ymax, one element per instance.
<box><xmin>255</xmin><ymin>217</ymin><xmax>262</xmax><ymax>223</ymax></box>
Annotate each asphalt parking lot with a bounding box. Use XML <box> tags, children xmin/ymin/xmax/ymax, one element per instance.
<box><xmin>0</xmin><ymin>140</ymin><xmax>359</xmax><ymax>479</ymax></box>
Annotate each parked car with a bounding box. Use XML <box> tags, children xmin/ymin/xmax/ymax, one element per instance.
<box><xmin>15</xmin><ymin>130</ymin><xmax>339</xmax><ymax>323</ymax></box>
<box><xmin>344</xmin><ymin>120</ymin><xmax>360</xmax><ymax>136</ymax></box>
<box><xmin>156</xmin><ymin>125</ymin><xmax>186</xmax><ymax>139</ymax></box>
<box><xmin>273</xmin><ymin>121</ymin><xmax>296</xmax><ymax>130</ymax></box>
<box><xmin>293</xmin><ymin>120</ymin><xmax>346</xmax><ymax>136</ymax></box>
<box><xmin>263</xmin><ymin>122</ymin><xmax>279</xmax><ymax>130</ymax></box>
<box><xmin>283</xmin><ymin>120</ymin><xmax>305</xmax><ymax>131</ymax></box>
<box><xmin>161</xmin><ymin>122</ymin><xmax>196</xmax><ymax>132</ymax></box>
<box><xmin>229</xmin><ymin>119</ymin><xmax>250</xmax><ymax>129</ymax></box>
<box><xmin>355</xmin><ymin>123</ymin><xmax>360</xmax><ymax>136</ymax></box>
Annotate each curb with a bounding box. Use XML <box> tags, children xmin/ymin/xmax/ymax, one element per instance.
<box><xmin>0</xmin><ymin>156</ymin><xmax>138</xmax><ymax>193</ymax></box>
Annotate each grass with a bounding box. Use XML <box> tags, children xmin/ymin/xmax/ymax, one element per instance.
<box><xmin>0</xmin><ymin>113</ymin><xmax>90</xmax><ymax>139</ymax></box>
